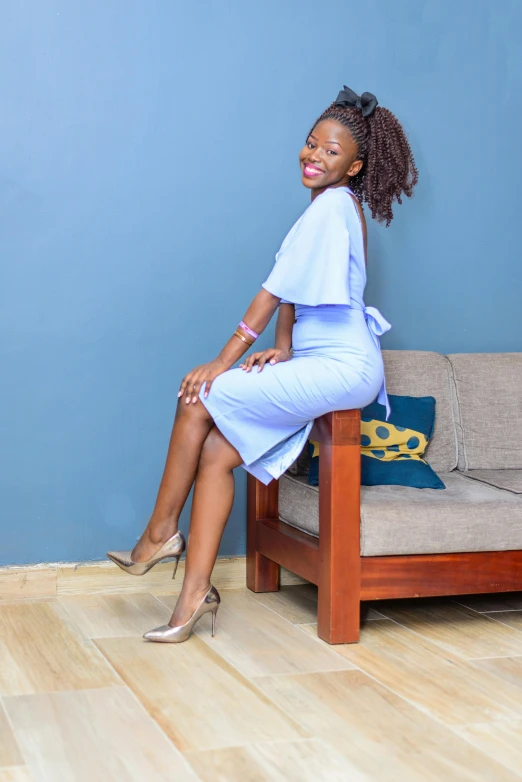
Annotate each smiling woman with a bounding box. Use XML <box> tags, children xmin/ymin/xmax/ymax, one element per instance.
<box><xmin>301</xmin><ymin>86</ymin><xmax>418</xmax><ymax>225</ymax></box>
<box><xmin>302</xmin><ymin>124</ymin><xmax>362</xmax><ymax>184</ymax></box>
<box><xmin>107</xmin><ymin>84</ymin><xmax>418</xmax><ymax>645</ymax></box>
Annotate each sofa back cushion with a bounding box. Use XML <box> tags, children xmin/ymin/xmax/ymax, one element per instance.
<box><xmin>447</xmin><ymin>353</ymin><xmax>522</xmax><ymax>470</ymax></box>
<box><xmin>382</xmin><ymin>350</ymin><xmax>457</xmax><ymax>473</ymax></box>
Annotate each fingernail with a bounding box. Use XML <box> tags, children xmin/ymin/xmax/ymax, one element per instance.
<box><xmin>204</xmin><ymin>392</ymin><xmax>208</xmax><ymax>398</ymax></box>
<box><xmin>185</xmin><ymin>397</ymin><xmax>190</xmax><ymax>404</ymax></box>
<box><xmin>270</xmin><ymin>359</ymin><xmax>275</xmax><ymax>364</ymax></box>
<box><xmin>192</xmin><ymin>396</ymin><xmax>197</xmax><ymax>403</ymax></box>
<box><xmin>177</xmin><ymin>391</ymin><xmax>182</xmax><ymax>397</ymax></box>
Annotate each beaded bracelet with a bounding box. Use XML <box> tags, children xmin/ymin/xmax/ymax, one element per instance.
<box><xmin>239</xmin><ymin>320</ymin><xmax>259</xmax><ymax>340</ymax></box>
<box><xmin>234</xmin><ymin>330</ymin><xmax>254</xmax><ymax>346</ymax></box>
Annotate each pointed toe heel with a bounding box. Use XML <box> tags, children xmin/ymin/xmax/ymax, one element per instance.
<box><xmin>106</xmin><ymin>530</ymin><xmax>186</xmax><ymax>577</ymax></box>
<box><xmin>143</xmin><ymin>585</ymin><xmax>220</xmax><ymax>644</ymax></box>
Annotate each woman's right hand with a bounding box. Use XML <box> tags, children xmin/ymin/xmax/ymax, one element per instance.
<box><xmin>239</xmin><ymin>348</ymin><xmax>292</xmax><ymax>373</ymax></box>
<box><xmin>178</xmin><ymin>358</ymin><xmax>230</xmax><ymax>403</ymax></box>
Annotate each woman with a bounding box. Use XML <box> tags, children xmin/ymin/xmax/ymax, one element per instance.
<box><xmin>107</xmin><ymin>85</ymin><xmax>418</xmax><ymax>642</ymax></box>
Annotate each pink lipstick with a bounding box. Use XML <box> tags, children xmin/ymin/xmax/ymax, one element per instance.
<box><xmin>303</xmin><ymin>164</ymin><xmax>324</xmax><ymax>178</ymax></box>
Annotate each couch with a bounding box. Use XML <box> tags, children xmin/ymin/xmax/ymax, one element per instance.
<box><xmin>246</xmin><ymin>351</ymin><xmax>522</xmax><ymax>643</ymax></box>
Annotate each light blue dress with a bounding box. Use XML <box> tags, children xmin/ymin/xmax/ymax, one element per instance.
<box><xmin>200</xmin><ymin>186</ymin><xmax>391</xmax><ymax>485</ymax></box>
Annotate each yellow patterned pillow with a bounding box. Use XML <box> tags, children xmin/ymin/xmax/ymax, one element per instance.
<box><xmin>359</xmin><ymin>419</ymin><xmax>429</xmax><ymax>462</ymax></box>
<box><xmin>310</xmin><ymin>421</ymin><xmax>428</xmax><ymax>463</ymax></box>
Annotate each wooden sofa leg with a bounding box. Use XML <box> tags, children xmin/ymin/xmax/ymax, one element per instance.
<box><xmin>247</xmin><ymin>552</ymin><xmax>280</xmax><ymax>593</ymax></box>
<box><xmin>317</xmin><ymin>578</ymin><xmax>360</xmax><ymax>644</ymax></box>
<box><xmin>246</xmin><ymin>474</ymin><xmax>280</xmax><ymax>593</ymax></box>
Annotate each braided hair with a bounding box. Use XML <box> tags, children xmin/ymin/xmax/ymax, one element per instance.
<box><xmin>310</xmin><ymin>103</ymin><xmax>418</xmax><ymax>226</ymax></box>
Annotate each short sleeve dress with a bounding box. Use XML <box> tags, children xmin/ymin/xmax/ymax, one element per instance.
<box><xmin>199</xmin><ymin>185</ymin><xmax>392</xmax><ymax>485</ymax></box>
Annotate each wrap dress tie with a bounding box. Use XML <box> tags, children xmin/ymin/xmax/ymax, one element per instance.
<box><xmin>353</xmin><ymin>304</ymin><xmax>392</xmax><ymax>420</ymax></box>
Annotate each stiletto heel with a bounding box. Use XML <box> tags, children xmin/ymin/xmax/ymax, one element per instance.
<box><xmin>143</xmin><ymin>585</ymin><xmax>221</xmax><ymax>643</ymax></box>
<box><xmin>106</xmin><ymin>530</ymin><xmax>186</xmax><ymax>577</ymax></box>
<box><xmin>172</xmin><ymin>555</ymin><xmax>181</xmax><ymax>579</ymax></box>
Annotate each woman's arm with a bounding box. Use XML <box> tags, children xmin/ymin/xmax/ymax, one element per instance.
<box><xmin>178</xmin><ymin>289</ymin><xmax>280</xmax><ymax>402</ymax></box>
<box><xmin>239</xmin><ymin>302</ymin><xmax>294</xmax><ymax>374</ymax></box>
<box><xmin>275</xmin><ymin>303</ymin><xmax>295</xmax><ymax>352</ymax></box>
<box><xmin>215</xmin><ymin>288</ymin><xmax>280</xmax><ymax>367</ymax></box>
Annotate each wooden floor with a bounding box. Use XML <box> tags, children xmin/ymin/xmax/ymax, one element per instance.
<box><xmin>1</xmin><ymin>584</ymin><xmax>522</xmax><ymax>781</ymax></box>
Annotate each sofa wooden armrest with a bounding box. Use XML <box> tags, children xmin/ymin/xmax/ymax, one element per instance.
<box><xmin>247</xmin><ymin>408</ymin><xmax>522</xmax><ymax>645</ymax></box>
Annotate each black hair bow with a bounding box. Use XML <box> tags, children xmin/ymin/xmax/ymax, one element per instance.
<box><xmin>334</xmin><ymin>85</ymin><xmax>378</xmax><ymax>118</ymax></box>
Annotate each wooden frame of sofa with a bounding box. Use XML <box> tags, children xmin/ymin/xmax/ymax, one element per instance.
<box><xmin>246</xmin><ymin>408</ymin><xmax>522</xmax><ymax>644</ymax></box>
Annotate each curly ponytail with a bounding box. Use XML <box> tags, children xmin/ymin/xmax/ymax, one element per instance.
<box><xmin>310</xmin><ymin>103</ymin><xmax>418</xmax><ymax>226</ymax></box>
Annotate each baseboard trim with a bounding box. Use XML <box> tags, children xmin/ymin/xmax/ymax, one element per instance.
<box><xmin>0</xmin><ymin>557</ymin><xmax>307</xmax><ymax>600</ymax></box>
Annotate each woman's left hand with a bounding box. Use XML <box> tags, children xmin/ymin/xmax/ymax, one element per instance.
<box><xmin>239</xmin><ymin>348</ymin><xmax>292</xmax><ymax>373</ymax></box>
<box><xmin>178</xmin><ymin>358</ymin><xmax>229</xmax><ymax>403</ymax></box>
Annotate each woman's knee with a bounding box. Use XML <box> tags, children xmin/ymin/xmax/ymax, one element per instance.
<box><xmin>176</xmin><ymin>395</ymin><xmax>212</xmax><ymax>424</ymax></box>
<box><xmin>199</xmin><ymin>427</ymin><xmax>241</xmax><ymax>472</ymax></box>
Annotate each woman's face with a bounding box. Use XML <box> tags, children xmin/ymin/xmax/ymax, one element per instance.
<box><xmin>299</xmin><ymin>119</ymin><xmax>363</xmax><ymax>194</ymax></box>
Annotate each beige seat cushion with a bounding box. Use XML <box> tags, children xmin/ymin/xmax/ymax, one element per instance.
<box><xmin>382</xmin><ymin>350</ymin><xmax>458</xmax><ymax>473</ymax></box>
<box><xmin>447</xmin><ymin>353</ymin><xmax>522</xmax><ymax>471</ymax></box>
<box><xmin>278</xmin><ymin>472</ymin><xmax>522</xmax><ymax>556</ymax></box>
<box><xmin>459</xmin><ymin>469</ymin><xmax>522</xmax><ymax>494</ymax></box>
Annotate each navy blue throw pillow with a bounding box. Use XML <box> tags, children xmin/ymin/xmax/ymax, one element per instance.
<box><xmin>308</xmin><ymin>394</ymin><xmax>446</xmax><ymax>489</ymax></box>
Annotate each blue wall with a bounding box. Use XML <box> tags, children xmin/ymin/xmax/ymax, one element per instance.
<box><xmin>1</xmin><ymin>0</ymin><xmax>521</xmax><ymax>565</ymax></box>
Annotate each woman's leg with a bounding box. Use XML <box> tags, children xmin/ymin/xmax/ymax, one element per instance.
<box><xmin>168</xmin><ymin>425</ymin><xmax>243</xmax><ymax>627</ymax></box>
<box><xmin>131</xmin><ymin>398</ymin><xmax>214</xmax><ymax>562</ymax></box>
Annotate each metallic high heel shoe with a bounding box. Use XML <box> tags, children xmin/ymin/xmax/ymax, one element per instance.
<box><xmin>143</xmin><ymin>584</ymin><xmax>220</xmax><ymax>643</ymax></box>
<box><xmin>106</xmin><ymin>530</ymin><xmax>186</xmax><ymax>578</ymax></box>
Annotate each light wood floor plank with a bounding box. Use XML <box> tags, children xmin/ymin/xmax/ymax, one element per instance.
<box><xmin>0</xmin><ymin>701</ymin><xmax>23</xmax><ymax>767</ymax></box>
<box><xmin>185</xmin><ymin>738</ymin><xmax>363</xmax><ymax>782</ymax></box>
<box><xmin>0</xmin><ymin>769</ymin><xmax>33</xmax><ymax>781</ymax></box>
<box><xmin>253</xmin><ymin>585</ymin><xmax>320</xmax><ymax>624</ymax></box>
<box><xmin>256</xmin><ymin>669</ymin><xmax>519</xmax><ymax>782</ymax></box>
<box><xmin>455</xmin><ymin>719</ymin><xmax>522</xmax><ymax>776</ymax></box>
<box><xmin>0</xmin><ymin>601</ymin><xmax>119</xmax><ymax>696</ymax></box>
<box><xmin>299</xmin><ymin>620</ymin><xmax>522</xmax><ymax>726</ymax></box>
<box><xmin>95</xmin><ymin>635</ymin><xmax>307</xmax><ymax>752</ymax></box>
<box><xmin>376</xmin><ymin>601</ymin><xmax>522</xmax><ymax>659</ymax></box>
<box><xmin>0</xmin><ymin>598</ymin><xmax>55</xmax><ymax>607</ymax></box>
<box><xmin>4</xmin><ymin>686</ymin><xmax>197</xmax><ymax>781</ymax></box>
<box><xmin>484</xmin><ymin>611</ymin><xmax>522</xmax><ymax>633</ymax></box>
<box><xmin>362</xmin><ymin>605</ymin><xmax>388</xmax><ymax>621</ymax></box>
<box><xmin>58</xmin><ymin>560</ymin><xmax>216</xmax><ymax>596</ymax></box>
<box><xmin>58</xmin><ymin>593</ymin><xmax>169</xmax><ymax>638</ymax></box>
<box><xmin>0</xmin><ymin>568</ymin><xmax>56</xmax><ymax>601</ymax></box>
<box><xmin>455</xmin><ymin>592</ymin><xmax>522</xmax><ymax>612</ymax></box>
<box><xmin>471</xmin><ymin>656</ymin><xmax>522</xmax><ymax>689</ymax></box>
<box><xmin>253</xmin><ymin>585</ymin><xmax>384</xmax><ymax>625</ymax></box>
<box><xmin>152</xmin><ymin>566</ymin><xmax>306</xmax><ymax>597</ymax></box>
<box><xmin>156</xmin><ymin>589</ymin><xmax>353</xmax><ymax>677</ymax></box>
